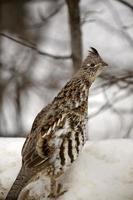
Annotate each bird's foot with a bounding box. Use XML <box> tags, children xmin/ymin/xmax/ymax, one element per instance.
<box><xmin>56</xmin><ymin>183</ymin><xmax>67</xmax><ymax>197</ymax></box>
<box><xmin>48</xmin><ymin>183</ymin><xmax>67</xmax><ymax>199</ymax></box>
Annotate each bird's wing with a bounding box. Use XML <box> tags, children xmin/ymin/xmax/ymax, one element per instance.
<box><xmin>22</xmin><ymin>107</ymin><xmax>83</xmax><ymax>170</ymax></box>
<box><xmin>21</xmin><ymin>103</ymin><xmax>68</xmax><ymax>170</ymax></box>
<box><xmin>36</xmin><ymin>111</ymin><xmax>67</xmax><ymax>159</ymax></box>
<box><xmin>21</xmin><ymin>104</ymin><xmax>52</xmax><ymax>169</ymax></box>
<box><xmin>36</xmin><ymin>110</ymin><xmax>85</xmax><ymax>166</ymax></box>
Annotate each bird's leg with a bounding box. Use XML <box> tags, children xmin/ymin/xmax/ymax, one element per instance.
<box><xmin>48</xmin><ymin>176</ymin><xmax>57</xmax><ymax>199</ymax></box>
<box><xmin>48</xmin><ymin>178</ymin><xmax>67</xmax><ymax>199</ymax></box>
<box><xmin>56</xmin><ymin>183</ymin><xmax>67</xmax><ymax>197</ymax></box>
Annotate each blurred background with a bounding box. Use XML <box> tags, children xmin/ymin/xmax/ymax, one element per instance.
<box><xmin>0</xmin><ymin>0</ymin><xmax>133</xmax><ymax>139</ymax></box>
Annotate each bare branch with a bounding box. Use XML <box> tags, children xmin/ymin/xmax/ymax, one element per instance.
<box><xmin>29</xmin><ymin>2</ymin><xmax>65</xmax><ymax>29</ymax></box>
<box><xmin>0</xmin><ymin>33</ymin><xmax>72</xmax><ymax>60</ymax></box>
<box><xmin>0</xmin><ymin>0</ymin><xmax>55</xmax><ymax>4</ymax></box>
<box><xmin>89</xmin><ymin>89</ymin><xmax>133</xmax><ymax>119</ymax></box>
<box><xmin>114</xmin><ymin>0</ymin><xmax>133</xmax><ymax>10</ymax></box>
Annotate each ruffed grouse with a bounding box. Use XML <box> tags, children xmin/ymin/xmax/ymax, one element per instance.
<box><xmin>5</xmin><ymin>47</ymin><xmax>107</xmax><ymax>200</ymax></box>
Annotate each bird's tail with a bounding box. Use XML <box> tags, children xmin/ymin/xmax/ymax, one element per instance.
<box><xmin>5</xmin><ymin>166</ymin><xmax>31</xmax><ymax>200</ymax></box>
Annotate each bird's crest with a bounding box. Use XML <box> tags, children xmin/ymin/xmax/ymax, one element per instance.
<box><xmin>88</xmin><ymin>47</ymin><xmax>99</xmax><ymax>56</ymax></box>
<box><xmin>81</xmin><ymin>47</ymin><xmax>107</xmax><ymax>70</ymax></box>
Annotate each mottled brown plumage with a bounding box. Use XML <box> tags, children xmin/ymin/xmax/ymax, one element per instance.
<box><xmin>5</xmin><ymin>47</ymin><xmax>107</xmax><ymax>200</ymax></box>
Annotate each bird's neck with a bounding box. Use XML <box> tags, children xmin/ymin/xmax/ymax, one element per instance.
<box><xmin>53</xmin><ymin>74</ymin><xmax>91</xmax><ymax>114</ymax></box>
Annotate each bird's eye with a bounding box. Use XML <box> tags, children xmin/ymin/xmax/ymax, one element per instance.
<box><xmin>90</xmin><ymin>63</ymin><xmax>95</xmax><ymax>67</ymax></box>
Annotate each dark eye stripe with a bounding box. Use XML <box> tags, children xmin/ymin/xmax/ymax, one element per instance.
<box><xmin>90</xmin><ymin>63</ymin><xmax>95</xmax><ymax>67</ymax></box>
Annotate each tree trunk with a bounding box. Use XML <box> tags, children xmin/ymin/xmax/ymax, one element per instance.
<box><xmin>66</xmin><ymin>0</ymin><xmax>82</xmax><ymax>73</ymax></box>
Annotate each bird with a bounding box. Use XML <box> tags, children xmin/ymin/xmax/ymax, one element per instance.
<box><xmin>5</xmin><ymin>47</ymin><xmax>107</xmax><ymax>200</ymax></box>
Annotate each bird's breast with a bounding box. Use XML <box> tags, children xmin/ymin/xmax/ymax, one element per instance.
<box><xmin>49</xmin><ymin>115</ymin><xmax>87</xmax><ymax>176</ymax></box>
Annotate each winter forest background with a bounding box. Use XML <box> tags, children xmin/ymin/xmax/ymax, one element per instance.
<box><xmin>0</xmin><ymin>0</ymin><xmax>133</xmax><ymax>139</ymax></box>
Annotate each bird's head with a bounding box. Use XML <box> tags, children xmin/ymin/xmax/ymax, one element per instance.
<box><xmin>80</xmin><ymin>47</ymin><xmax>108</xmax><ymax>82</ymax></box>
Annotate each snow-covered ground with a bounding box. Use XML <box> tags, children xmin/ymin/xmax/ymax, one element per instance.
<box><xmin>1</xmin><ymin>138</ymin><xmax>133</xmax><ymax>200</ymax></box>
<box><xmin>0</xmin><ymin>138</ymin><xmax>23</xmax><ymax>199</ymax></box>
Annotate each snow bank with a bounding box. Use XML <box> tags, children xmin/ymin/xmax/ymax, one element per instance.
<box><xmin>0</xmin><ymin>138</ymin><xmax>133</xmax><ymax>200</ymax></box>
<box><xmin>0</xmin><ymin>138</ymin><xmax>23</xmax><ymax>199</ymax></box>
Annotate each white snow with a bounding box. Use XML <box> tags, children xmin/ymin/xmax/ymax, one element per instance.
<box><xmin>1</xmin><ymin>138</ymin><xmax>133</xmax><ymax>200</ymax></box>
<box><xmin>0</xmin><ymin>138</ymin><xmax>23</xmax><ymax>198</ymax></box>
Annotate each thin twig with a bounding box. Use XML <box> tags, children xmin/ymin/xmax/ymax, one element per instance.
<box><xmin>114</xmin><ymin>0</ymin><xmax>133</xmax><ymax>10</ymax></box>
<box><xmin>0</xmin><ymin>32</ymin><xmax>72</xmax><ymax>60</ymax></box>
